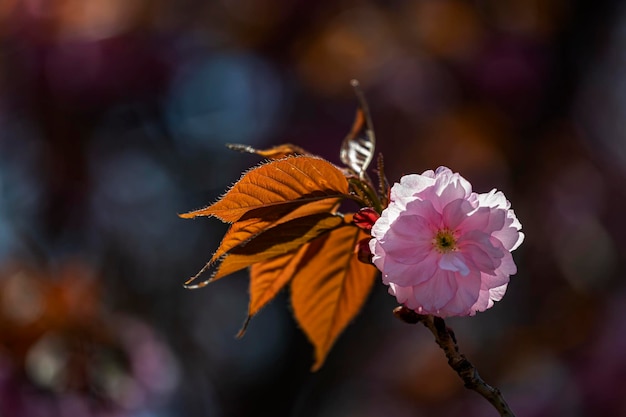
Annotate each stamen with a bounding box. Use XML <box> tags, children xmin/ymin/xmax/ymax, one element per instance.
<box><xmin>433</xmin><ymin>229</ymin><xmax>457</xmax><ymax>253</ymax></box>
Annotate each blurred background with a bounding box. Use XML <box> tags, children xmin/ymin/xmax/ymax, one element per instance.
<box><xmin>1</xmin><ymin>0</ymin><xmax>625</xmax><ymax>416</ymax></box>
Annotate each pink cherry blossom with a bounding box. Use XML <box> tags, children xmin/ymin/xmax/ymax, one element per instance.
<box><xmin>369</xmin><ymin>167</ymin><xmax>523</xmax><ymax>317</ymax></box>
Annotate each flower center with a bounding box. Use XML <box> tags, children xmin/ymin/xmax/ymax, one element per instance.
<box><xmin>433</xmin><ymin>229</ymin><xmax>457</xmax><ymax>253</ymax></box>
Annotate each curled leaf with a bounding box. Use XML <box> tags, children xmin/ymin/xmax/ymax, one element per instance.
<box><xmin>340</xmin><ymin>80</ymin><xmax>376</xmax><ymax>177</ymax></box>
<box><xmin>226</xmin><ymin>143</ymin><xmax>309</xmax><ymax>159</ymax></box>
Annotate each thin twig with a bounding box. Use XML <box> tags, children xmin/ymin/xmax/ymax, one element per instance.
<box><xmin>393</xmin><ymin>306</ymin><xmax>516</xmax><ymax>417</ymax></box>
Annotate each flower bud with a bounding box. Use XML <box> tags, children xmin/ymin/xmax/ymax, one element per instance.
<box><xmin>355</xmin><ymin>238</ymin><xmax>374</xmax><ymax>264</ymax></box>
<box><xmin>353</xmin><ymin>207</ymin><xmax>380</xmax><ymax>231</ymax></box>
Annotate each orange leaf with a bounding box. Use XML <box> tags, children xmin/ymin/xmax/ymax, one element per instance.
<box><xmin>184</xmin><ymin>213</ymin><xmax>345</xmax><ymax>288</ymax></box>
<box><xmin>179</xmin><ymin>157</ymin><xmax>349</xmax><ymax>222</ymax></box>
<box><xmin>237</xmin><ymin>243</ymin><xmax>315</xmax><ymax>337</ymax></box>
<box><xmin>290</xmin><ymin>225</ymin><xmax>378</xmax><ymax>370</ymax></box>
<box><xmin>227</xmin><ymin>143</ymin><xmax>309</xmax><ymax>159</ymax></box>
<box><xmin>210</xmin><ymin>199</ymin><xmax>340</xmax><ymax>264</ymax></box>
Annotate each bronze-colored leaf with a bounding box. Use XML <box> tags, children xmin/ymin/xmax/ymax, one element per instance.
<box><xmin>237</xmin><ymin>243</ymin><xmax>314</xmax><ymax>337</ymax></box>
<box><xmin>290</xmin><ymin>225</ymin><xmax>378</xmax><ymax>370</ymax></box>
<box><xmin>340</xmin><ymin>80</ymin><xmax>375</xmax><ymax>177</ymax></box>
<box><xmin>210</xmin><ymin>199</ymin><xmax>340</xmax><ymax>264</ymax></box>
<box><xmin>179</xmin><ymin>157</ymin><xmax>349</xmax><ymax>222</ymax></box>
<box><xmin>227</xmin><ymin>143</ymin><xmax>309</xmax><ymax>159</ymax></box>
<box><xmin>184</xmin><ymin>213</ymin><xmax>345</xmax><ymax>289</ymax></box>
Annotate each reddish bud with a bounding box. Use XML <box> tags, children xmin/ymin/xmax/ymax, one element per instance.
<box><xmin>353</xmin><ymin>207</ymin><xmax>380</xmax><ymax>231</ymax></box>
<box><xmin>355</xmin><ymin>238</ymin><xmax>373</xmax><ymax>264</ymax></box>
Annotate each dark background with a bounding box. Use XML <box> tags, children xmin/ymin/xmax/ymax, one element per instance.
<box><xmin>1</xmin><ymin>1</ymin><xmax>626</xmax><ymax>416</ymax></box>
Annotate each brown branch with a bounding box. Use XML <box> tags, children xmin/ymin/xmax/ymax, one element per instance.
<box><xmin>393</xmin><ymin>306</ymin><xmax>516</xmax><ymax>417</ymax></box>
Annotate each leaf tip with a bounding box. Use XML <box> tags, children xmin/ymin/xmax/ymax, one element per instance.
<box><xmin>178</xmin><ymin>212</ymin><xmax>196</xmax><ymax>219</ymax></box>
<box><xmin>226</xmin><ymin>143</ymin><xmax>254</xmax><ymax>153</ymax></box>
<box><xmin>182</xmin><ymin>261</ymin><xmax>214</xmax><ymax>289</ymax></box>
<box><xmin>310</xmin><ymin>361</ymin><xmax>323</xmax><ymax>372</ymax></box>
<box><xmin>182</xmin><ymin>278</ymin><xmax>212</xmax><ymax>290</ymax></box>
<box><xmin>236</xmin><ymin>315</ymin><xmax>252</xmax><ymax>339</ymax></box>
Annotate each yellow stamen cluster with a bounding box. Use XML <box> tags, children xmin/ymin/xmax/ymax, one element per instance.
<box><xmin>433</xmin><ymin>229</ymin><xmax>457</xmax><ymax>253</ymax></box>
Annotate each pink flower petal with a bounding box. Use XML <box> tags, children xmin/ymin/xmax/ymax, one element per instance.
<box><xmin>386</xmin><ymin>214</ymin><xmax>436</xmax><ymax>244</ymax></box>
<box><xmin>493</xmin><ymin>217</ymin><xmax>524</xmax><ymax>251</ymax></box>
<box><xmin>457</xmin><ymin>206</ymin><xmax>491</xmax><ymax>233</ymax></box>
<box><xmin>477</xmin><ymin>189</ymin><xmax>509</xmax><ymax>209</ymax></box>
<box><xmin>432</xmin><ymin>171</ymin><xmax>473</xmax><ymax>210</ymax></box>
<box><xmin>439</xmin><ymin>252</ymin><xmax>470</xmax><ymax>276</ymax></box>
<box><xmin>411</xmin><ymin>270</ymin><xmax>458</xmax><ymax>313</ymax></box>
<box><xmin>488</xmin><ymin>283</ymin><xmax>508</xmax><ymax>302</ymax></box>
<box><xmin>442</xmin><ymin>198</ymin><xmax>473</xmax><ymax>230</ymax></box>
<box><xmin>390</xmin><ymin>173</ymin><xmax>436</xmax><ymax>206</ymax></box>
<box><xmin>403</xmin><ymin>199</ymin><xmax>442</xmax><ymax>229</ymax></box>
<box><xmin>389</xmin><ymin>283</ymin><xmax>422</xmax><ymax>310</ymax></box>
<box><xmin>494</xmin><ymin>249</ymin><xmax>517</xmax><ymax>276</ymax></box>
<box><xmin>460</xmin><ymin>242</ymin><xmax>502</xmax><ymax>273</ymax></box>
<box><xmin>380</xmin><ymin>251</ymin><xmax>440</xmax><ymax>287</ymax></box>
<box><xmin>471</xmin><ymin>289</ymin><xmax>492</xmax><ymax>314</ymax></box>
<box><xmin>480</xmin><ymin>267</ymin><xmax>510</xmax><ymax>289</ymax></box>
<box><xmin>441</xmin><ymin>270</ymin><xmax>482</xmax><ymax>316</ymax></box>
